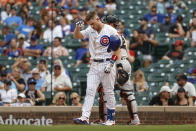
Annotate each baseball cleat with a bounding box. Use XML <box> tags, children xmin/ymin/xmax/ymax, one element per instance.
<box><xmin>102</xmin><ymin>120</ymin><xmax>115</xmax><ymax>126</ymax></box>
<box><xmin>91</xmin><ymin>119</ymin><xmax>104</xmax><ymax>125</ymax></box>
<box><xmin>128</xmin><ymin>119</ymin><xmax>140</xmax><ymax>125</ymax></box>
<box><xmin>73</xmin><ymin>117</ymin><xmax>89</xmax><ymax>125</ymax></box>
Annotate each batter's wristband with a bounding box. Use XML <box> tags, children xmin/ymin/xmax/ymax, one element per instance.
<box><xmin>110</xmin><ymin>55</ymin><xmax>118</xmax><ymax>64</ymax></box>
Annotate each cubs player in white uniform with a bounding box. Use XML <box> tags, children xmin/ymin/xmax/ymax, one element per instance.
<box><xmin>73</xmin><ymin>11</ymin><xmax>121</xmax><ymax>125</ymax></box>
<box><xmin>102</xmin><ymin>15</ymin><xmax>140</xmax><ymax>125</ymax></box>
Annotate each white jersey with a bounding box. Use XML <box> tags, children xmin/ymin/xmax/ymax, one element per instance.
<box><xmin>171</xmin><ymin>82</ymin><xmax>196</xmax><ymax>97</ymax></box>
<box><xmin>119</xmin><ymin>34</ymin><xmax>128</xmax><ymax>58</ymax></box>
<box><xmin>81</xmin><ymin>24</ymin><xmax>118</xmax><ymax>59</ymax></box>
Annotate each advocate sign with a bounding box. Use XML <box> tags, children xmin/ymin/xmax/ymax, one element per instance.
<box><xmin>0</xmin><ymin>115</ymin><xmax>53</xmax><ymax>125</ymax></box>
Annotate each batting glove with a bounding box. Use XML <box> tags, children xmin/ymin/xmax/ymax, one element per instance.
<box><xmin>76</xmin><ymin>20</ymin><xmax>84</xmax><ymax>28</ymax></box>
<box><xmin>104</xmin><ymin>63</ymin><xmax>112</xmax><ymax>73</ymax></box>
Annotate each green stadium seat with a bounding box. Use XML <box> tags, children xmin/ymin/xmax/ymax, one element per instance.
<box><xmin>147</xmin><ymin>72</ymin><xmax>168</xmax><ymax>82</ymax></box>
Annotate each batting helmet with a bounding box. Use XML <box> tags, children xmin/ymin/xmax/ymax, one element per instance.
<box><xmin>107</xmin><ymin>35</ymin><xmax>121</xmax><ymax>52</ymax></box>
<box><xmin>102</xmin><ymin>15</ymin><xmax>119</xmax><ymax>27</ymax></box>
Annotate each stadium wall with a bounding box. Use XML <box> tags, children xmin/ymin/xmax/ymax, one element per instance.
<box><xmin>0</xmin><ymin>106</ymin><xmax>196</xmax><ymax>125</ymax></box>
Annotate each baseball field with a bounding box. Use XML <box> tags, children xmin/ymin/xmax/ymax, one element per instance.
<box><xmin>1</xmin><ymin>125</ymin><xmax>196</xmax><ymax>131</ymax></box>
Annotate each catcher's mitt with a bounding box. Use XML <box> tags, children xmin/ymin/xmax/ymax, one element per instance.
<box><xmin>117</xmin><ymin>69</ymin><xmax>129</xmax><ymax>86</ymax></box>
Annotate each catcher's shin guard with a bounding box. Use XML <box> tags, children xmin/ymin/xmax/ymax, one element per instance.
<box><xmin>126</xmin><ymin>94</ymin><xmax>138</xmax><ymax>120</ymax></box>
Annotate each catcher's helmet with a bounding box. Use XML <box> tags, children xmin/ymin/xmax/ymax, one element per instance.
<box><xmin>107</xmin><ymin>35</ymin><xmax>121</xmax><ymax>52</ymax></box>
<box><xmin>102</xmin><ymin>15</ymin><xmax>119</xmax><ymax>27</ymax></box>
<box><xmin>117</xmin><ymin>69</ymin><xmax>129</xmax><ymax>86</ymax></box>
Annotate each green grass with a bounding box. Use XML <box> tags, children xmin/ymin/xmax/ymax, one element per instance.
<box><xmin>0</xmin><ymin>125</ymin><xmax>196</xmax><ymax>131</ymax></box>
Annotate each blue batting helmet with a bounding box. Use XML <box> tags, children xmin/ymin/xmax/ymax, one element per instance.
<box><xmin>107</xmin><ymin>35</ymin><xmax>121</xmax><ymax>52</ymax></box>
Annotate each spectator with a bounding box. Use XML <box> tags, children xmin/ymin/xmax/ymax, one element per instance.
<box><xmin>43</xmin><ymin>37</ymin><xmax>69</xmax><ymax>58</ymax></box>
<box><xmin>171</xmin><ymin>74</ymin><xmax>196</xmax><ymax>106</ymax></box>
<box><xmin>86</xmin><ymin>0</ymin><xmax>100</xmax><ymax>10</ymax></box>
<box><xmin>24</xmin><ymin>77</ymin><xmax>45</xmax><ymax>106</ymax></box>
<box><xmin>16</xmin><ymin>34</ymin><xmax>30</xmax><ymax>51</ymax></box>
<box><xmin>172</xmin><ymin>0</ymin><xmax>188</xmax><ymax>13</ymax></box>
<box><xmin>15</xmin><ymin>17</ymin><xmax>35</xmax><ymax>38</ymax></box>
<box><xmin>70</xmin><ymin>9</ymin><xmax>81</xmax><ymax>32</ymax></box>
<box><xmin>17</xmin><ymin>4</ymin><xmax>30</xmax><ymax>23</ymax></box>
<box><xmin>5</xmin><ymin>38</ymin><xmax>22</xmax><ymax>58</ymax></box>
<box><xmin>162</xmin><ymin>40</ymin><xmax>184</xmax><ymax>61</ymax></box>
<box><xmin>138</xmin><ymin>18</ymin><xmax>155</xmax><ymax>40</ymax></box>
<box><xmin>26</xmin><ymin>68</ymin><xmax>44</xmax><ymax>91</ymax></box>
<box><xmin>189</xmin><ymin>10</ymin><xmax>196</xmax><ymax>27</ymax></box>
<box><xmin>29</xmin><ymin>20</ymin><xmax>43</xmax><ymax>40</ymax></box>
<box><xmin>0</xmin><ymin>70</ymin><xmax>17</xmax><ymax>90</ymax></box>
<box><xmin>149</xmin><ymin>86</ymin><xmax>174</xmax><ymax>106</ymax></box>
<box><xmin>70</xmin><ymin>92</ymin><xmax>82</xmax><ymax>106</ymax></box>
<box><xmin>36</xmin><ymin>59</ymin><xmax>50</xmax><ymax>80</ymax></box>
<box><xmin>43</xmin><ymin>19</ymin><xmax>63</xmax><ymax>42</ymax></box>
<box><xmin>65</xmin><ymin>0</ymin><xmax>79</xmax><ymax>8</ymax></box>
<box><xmin>56</xmin><ymin>0</ymin><xmax>65</xmax><ymax>7</ymax></box>
<box><xmin>41</xmin><ymin>63</ymin><xmax>72</xmax><ymax>92</ymax></box>
<box><xmin>23</xmin><ymin>35</ymin><xmax>44</xmax><ymax>57</ymax></box>
<box><xmin>0</xmin><ymin>3</ymin><xmax>12</xmax><ymax>22</ymax></box>
<box><xmin>39</xmin><ymin>0</ymin><xmax>50</xmax><ymax>6</ymax></box>
<box><xmin>57</xmin><ymin>16</ymin><xmax>71</xmax><ymax>37</ymax></box>
<box><xmin>0</xmin><ymin>64</ymin><xmax>6</xmax><ymax>73</ymax></box>
<box><xmin>105</xmin><ymin>0</ymin><xmax>117</xmax><ymax>14</ymax></box>
<box><xmin>59</xmin><ymin>6</ymin><xmax>73</xmax><ymax>21</ymax></box>
<box><xmin>160</xmin><ymin>15</ymin><xmax>173</xmax><ymax>32</ymax></box>
<box><xmin>156</xmin><ymin>0</ymin><xmax>167</xmax><ymax>14</ymax></box>
<box><xmin>0</xmin><ymin>0</ymin><xmax>11</xmax><ymax>7</ymax></box>
<box><xmin>96</xmin><ymin>4</ymin><xmax>106</xmax><ymax>19</ymax></box>
<box><xmin>174</xmin><ymin>87</ymin><xmax>189</xmax><ymax>106</ymax></box>
<box><xmin>0</xmin><ymin>25</ymin><xmax>16</xmax><ymax>47</ymax></box>
<box><xmin>74</xmin><ymin>38</ymin><xmax>89</xmax><ymax>67</ymax></box>
<box><xmin>187</xmin><ymin>68</ymin><xmax>196</xmax><ymax>84</ymax></box>
<box><xmin>51</xmin><ymin>92</ymin><xmax>67</xmax><ymax>106</ymax></box>
<box><xmin>8</xmin><ymin>93</ymin><xmax>34</xmax><ymax>107</ymax></box>
<box><xmin>11</xmin><ymin>57</ymin><xmax>28</xmax><ymax>72</ymax></box>
<box><xmin>4</xmin><ymin>6</ymin><xmax>23</xmax><ymax>28</ymax></box>
<box><xmin>164</xmin><ymin>5</ymin><xmax>177</xmax><ymax>24</ymax></box>
<box><xmin>129</xmin><ymin>29</ymin><xmax>139</xmax><ymax>48</ymax></box>
<box><xmin>40</xmin><ymin>10</ymin><xmax>50</xmax><ymax>26</ymax></box>
<box><xmin>143</xmin><ymin>5</ymin><xmax>164</xmax><ymax>24</ymax></box>
<box><xmin>188</xmin><ymin>17</ymin><xmax>196</xmax><ymax>47</ymax></box>
<box><xmin>118</xmin><ymin>21</ymin><xmax>130</xmax><ymax>39</ymax></box>
<box><xmin>80</xmin><ymin>7</ymin><xmax>87</xmax><ymax>20</ymax></box>
<box><xmin>40</xmin><ymin>0</ymin><xmax>58</xmax><ymax>20</ymax></box>
<box><xmin>18</xmin><ymin>10</ymin><xmax>28</xmax><ymax>25</ymax></box>
<box><xmin>9</xmin><ymin>67</ymin><xmax>26</xmax><ymax>92</ymax></box>
<box><xmin>53</xmin><ymin>59</ymin><xmax>70</xmax><ymax>77</ymax></box>
<box><xmin>132</xmin><ymin>70</ymin><xmax>149</xmax><ymax>92</ymax></box>
<box><xmin>130</xmin><ymin>30</ymin><xmax>158</xmax><ymax>67</ymax></box>
<box><xmin>21</xmin><ymin>61</ymin><xmax>32</xmax><ymax>84</ymax></box>
<box><xmin>168</xmin><ymin>15</ymin><xmax>187</xmax><ymax>38</ymax></box>
<box><xmin>0</xmin><ymin>80</ymin><xmax>17</xmax><ymax>104</ymax></box>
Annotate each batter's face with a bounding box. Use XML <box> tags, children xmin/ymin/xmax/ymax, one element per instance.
<box><xmin>87</xmin><ymin>17</ymin><xmax>100</xmax><ymax>31</ymax></box>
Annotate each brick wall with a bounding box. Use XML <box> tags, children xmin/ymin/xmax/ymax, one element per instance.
<box><xmin>0</xmin><ymin>106</ymin><xmax>196</xmax><ymax>125</ymax></box>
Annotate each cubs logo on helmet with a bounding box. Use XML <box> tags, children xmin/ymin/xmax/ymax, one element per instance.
<box><xmin>100</xmin><ymin>35</ymin><xmax>110</xmax><ymax>46</ymax></box>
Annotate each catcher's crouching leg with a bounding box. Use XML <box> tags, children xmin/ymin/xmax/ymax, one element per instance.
<box><xmin>121</xmin><ymin>91</ymin><xmax>140</xmax><ymax>125</ymax></box>
<box><xmin>91</xmin><ymin>84</ymin><xmax>106</xmax><ymax>125</ymax></box>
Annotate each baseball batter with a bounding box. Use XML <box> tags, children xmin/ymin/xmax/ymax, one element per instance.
<box><xmin>92</xmin><ymin>15</ymin><xmax>140</xmax><ymax>125</ymax></box>
<box><xmin>73</xmin><ymin>11</ymin><xmax>121</xmax><ymax>125</ymax></box>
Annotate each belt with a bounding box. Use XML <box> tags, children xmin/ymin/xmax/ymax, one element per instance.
<box><xmin>93</xmin><ymin>58</ymin><xmax>110</xmax><ymax>63</ymax></box>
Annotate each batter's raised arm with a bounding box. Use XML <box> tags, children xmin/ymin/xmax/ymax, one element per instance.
<box><xmin>74</xmin><ymin>21</ymin><xmax>85</xmax><ymax>39</ymax></box>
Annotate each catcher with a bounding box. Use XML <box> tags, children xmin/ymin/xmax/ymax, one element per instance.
<box><xmin>91</xmin><ymin>15</ymin><xmax>140</xmax><ymax>125</ymax></box>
